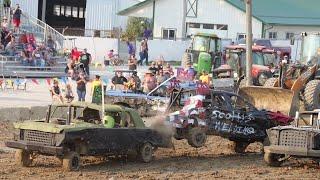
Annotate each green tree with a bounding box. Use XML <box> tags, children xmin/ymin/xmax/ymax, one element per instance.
<box><xmin>122</xmin><ymin>17</ymin><xmax>151</xmax><ymax>41</ymax></box>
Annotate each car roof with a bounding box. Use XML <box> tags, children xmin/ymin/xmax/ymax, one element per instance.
<box><xmin>52</xmin><ymin>102</ymin><xmax>126</xmax><ymax>112</ymax></box>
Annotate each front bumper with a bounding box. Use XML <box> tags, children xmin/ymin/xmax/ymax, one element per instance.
<box><xmin>264</xmin><ymin>145</ymin><xmax>320</xmax><ymax>158</ymax></box>
<box><xmin>5</xmin><ymin>141</ymin><xmax>63</xmax><ymax>155</ymax></box>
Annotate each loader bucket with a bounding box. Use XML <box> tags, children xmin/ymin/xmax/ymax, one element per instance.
<box><xmin>238</xmin><ymin>87</ymin><xmax>299</xmax><ymax>117</ymax></box>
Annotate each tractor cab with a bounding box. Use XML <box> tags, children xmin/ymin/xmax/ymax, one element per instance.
<box><xmin>183</xmin><ymin>33</ymin><xmax>222</xmax><ymax>73</ymax></box>
<box><xmin>223</xmin><ymin>45</ymin><xmax>275</xmax><ymax>86</ymax></box>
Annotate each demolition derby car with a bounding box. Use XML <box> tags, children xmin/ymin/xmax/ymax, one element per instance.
<box><xmin>167</xmin><ymin>90</ymin><xmax>293</xmax><ymax>152</ymax></box>
<box><xmin>5</xmin><ymin>103</ymin><xmax>172</xmax><ymax>171</ymax></box>
<box><xmin>264</xmin><ymin>110</ymin><xmax>320</xmax><ymax>167</ymax></box>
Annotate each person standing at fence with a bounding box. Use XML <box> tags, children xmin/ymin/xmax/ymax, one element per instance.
<box><xmin>3</xmin><ymin>0</ymin><xmax>11</xmax><ymax>18</ymax></box>
<box><xmin>12</xmin><ymin>4</ymin><xmax>22</xmax><ymax>33</ymax></box>
<box><xmin>126</xmin><ymin>41</ymin><xmax>135</xmax><ymax>56</ymax></box>
<box><xmin>91</xmin><ymin>75</ymin><xmax>102</xmax><ymax>104</ymax></box>
<box><xmin>79</xmin><ymin>48</ymin><xmax>92</xmax><ymax>76</ymax></box>
<box><xmin>76</xmin><ymin>73</ymin><xmax>87</xmax><ymax>101</ymax></box>
<box><xmin>138</xmin><ymin>38</ymin><xmax>149</xmax><ymax>66</ymax></box>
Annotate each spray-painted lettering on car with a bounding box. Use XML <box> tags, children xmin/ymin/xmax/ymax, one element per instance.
<box><xmin>211</xmin><ymin>120</ymin><xmax>255</xmax><ymax>135</ymax></box>
<box><xmin>211</xmin><ymin>110</ymin><xmax>254</xmax><ymax>121</ymax></box>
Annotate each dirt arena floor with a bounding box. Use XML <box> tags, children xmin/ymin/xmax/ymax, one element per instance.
<box><xmin>1</xmin><ymin>121</ymin><xmax>320</xmax><ymax>180</ymax></box>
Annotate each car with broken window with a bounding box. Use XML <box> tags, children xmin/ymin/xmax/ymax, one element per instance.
<box><xmin>5</xmin><ymin>102</ymin><xmax>172</xmax><ymax>171</ymax></box>
<box><xmin>167</xmin><ymin>90</ymin><xmax>293</xmax><ymax>152</ymax></box>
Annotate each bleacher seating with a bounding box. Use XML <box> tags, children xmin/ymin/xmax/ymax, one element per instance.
<box><xmin>0</xmin><ymin>7</ymin><xmax>66</xmax><ymax>78</ymax></box>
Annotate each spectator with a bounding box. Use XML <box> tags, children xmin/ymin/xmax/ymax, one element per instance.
<box><xmin>163</xmin><ymin>63</ymin><xmax>174</xmax><ymax>78</ymax></box>
<box><xmin>124</xmin><ymin>77</ymin><xmax>136</xmax><ymax>91</ymax></box>
<box><xmin>128</xmin><ymin>54</ymin><xmax>137</xmax><ymax>71</ymax></box>
<box><xmin>46</xmin><ymin>36</ymin><xmax>56</xmax><ymax>53</ymax></box>
<box><xmin>156</xmin><ymin>69</ymin><xmax>167</xmax><ymax>85</ymax></box>
<box><xmin>76</xmin><ymin>73</ymin><xmax>87</xmax><ymax>101</ymax></box>
<box><xmin>156</xmin><ymin>56</ymin><xmax>164</xmax><ymax>71</ymax></box>
<box><xmin>142</xmin><ymin>71</ymin><xmax>157</xmax><ymax>93</ymax></box>
<box><xmin>111</xmin><ymin>71</ymin><xmax>128</xmax><ymax>87</ymax></box>
<box><xmin>156</xmin><ymin>69</ymin><xmax>168</xmax><ymax>95</ymax></box>
<box><xmin>91</xmin><ymin>75</ymin><xmax>102</xmax><ymax>104</ymax></box>
<box><xmin>3</xmin><ymin>0</ymin><xmax>11</xmax><ymax>17</ymax></box>
<box><xmin>26</xmin><ymin>33</ymin><xmax>36</xmax><ymax>46</ymax></box>
<box><xmin>19</xmin><ymin>31</ymin><xmax>28</xmax><ymax>44</ymax></box>
<box><xmin>148</xmin><ymin>62</ymin><xmax>158</xmax><ymax>75</ymax></box>
<box><xmin>5</xmin><ymin>36</ymin><xmax>15</xmax><ymax>56</ymax></box>
<box><xmin>79</xmin><ymin>48</ymin><xmax>92</xmax><ymax>75</ymax></box>
<box><xmin>185</xmin><ymin>63</ymin><xmax>196</xmax><ymax>80</ymax></box>
<box><xmin>65</xmin><ymin>84</ymin><xmax>74</xmax><ymax>103</ymax></box>
<box><xmin>1</xmin><ymin>17</ymin><xmax>9</xmax><ymax>31</ymax></box>
<box><xmin>131</xmin><ymin>71</ymin><xmax>141</xmax><ymax>91</ymax></box>
<box><xmin>199</xmin><ymin>70</ymin><xmax>210</xmax><ymax>85</ymax></box>
<box><xmin>32</xmin><ymin>47</ymin><xmax>45</xmax><ymax>67</ymax></box>
<box><xmin>20</xmin><ymin>49</ymin><xmax>30</xmax><ymax>66</ymax></box>
<box><xmin>126</xmin><ymin>41</ymin><xmax>135</xmax><ymax>56</ymax></box>
<box><xmin>51</xmin><ymin>79</ymin><xmax>64</xmax><ymax>103</ymax></box>
<box><xmin>12</xmin><ymin>4</ymin><xmax>22</xmax><ymax>33</ymax></box>
<box><xmin>71</xmin><ymin>47</ymin><xmax>81</xmax><ymax>63</ymax></box>
<box><xmin>138</xmin><ymin>38</ymin><xmax>149</xmax><ymax>65</ymax></box>
<box><xmin>143</xmin><ymin>27</ymin><xmax>152</xmax><ymax>39</ymax></box>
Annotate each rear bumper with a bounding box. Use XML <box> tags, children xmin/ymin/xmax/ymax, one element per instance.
<box><xmin>5</xmin><ymin>141</ymin><xmax>63</xmax><ymax>155</ymax></box>
<box><xmin>264</xmin><ymin>145</ymin><xmax>320</xmax><ymax>157</ymax></box>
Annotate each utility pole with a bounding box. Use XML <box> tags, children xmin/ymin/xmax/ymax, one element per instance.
<box><xmin>245</xmin><ymin>0</ymin><xmax>253</xmax><ymax>86</ymax></box>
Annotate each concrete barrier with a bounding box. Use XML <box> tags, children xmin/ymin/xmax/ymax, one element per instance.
<box><xmin>0</xmin><ymin>106</ymin><xmax>47</xmax><ymax>121</ymax></box>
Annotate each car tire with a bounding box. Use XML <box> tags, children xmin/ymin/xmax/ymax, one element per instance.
<box><xmin>264</xmin><ymin>152</ymin><xmax>284</xmax><ymax>167</ymax></box>
<box><xmin>62</xmin><ymin>151</ymin><xmax>80</xmax><ymax>171</ymax></box>
<box><xmin>187</xmin><ymin>127</ymin><xmax>207</xmax><ymax>148</ymax></box>
<box><xmin>138</xmin><ymin>143</ymin><xmax>153</xmax><ymax>163</ymax></box>
<box><xmin>15</xmin><ymin>149</ymin><xmax>33</xmax><ymax>167</ymax></box>
<box><xmin>233</xmin><ymin>141</ymin><xmax>250</xmax><ymax>153</ymax></box>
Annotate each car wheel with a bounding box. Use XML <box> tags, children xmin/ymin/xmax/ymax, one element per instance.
<box><xmin>233</xmin><ymin>141</ymin><xmax>250</xmax><ymax>153</ymax></box>
<box><xmin>174</xmin><ymin>129</ymin><xmax>184</xmax><ymax>140</ymax></box>
<box><xmin>15</xmin><ymin>149</ymin><xmax>33</xmax><ymax>167</ymax></box>
<box><xmin>187</xmin><ymin>127</ymin><xmax>207</xmax><ymax>148</ymax></box>
<box><xmin>264</xmin><ymin>152</ymin><xmax>284</xmax><ymax>167</ymax></box>
<box><xmin>138</xmin><ymin>143</ymin><xmax>153</xmax><ymax>163</ymax></box>
<box><xmin>62</xmin><ymin>151</ymin><xmax>80</xmax><ymax>171</ymax></box>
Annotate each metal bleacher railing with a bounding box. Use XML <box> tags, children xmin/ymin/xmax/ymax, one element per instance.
<box><xmin>0</xmin><ymin>6</ymin><xmax>67</xmax><ymax>78</ymax></box>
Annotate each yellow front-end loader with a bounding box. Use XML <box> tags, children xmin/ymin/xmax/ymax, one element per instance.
<box><xmin>239</xmin><ymin>33</ymin><xmax>320</xmax><ymax>117</ymax></box>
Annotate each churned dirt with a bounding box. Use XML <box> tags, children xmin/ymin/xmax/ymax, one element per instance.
<box><xmin>1</xmin><ymin>121</ymin><xmax>320</xmax><ymax>180</ymax></box>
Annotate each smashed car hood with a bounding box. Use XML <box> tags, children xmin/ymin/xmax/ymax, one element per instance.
<box><xmin>14</xmin><ymin>121</ymin><xmax>104</xmax><ymax>133</ymax></box>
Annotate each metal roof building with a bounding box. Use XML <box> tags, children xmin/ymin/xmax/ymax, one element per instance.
<box><xmin>119</xmin><ymin>0</ymin><xmax>320</xmax><ymax>40</ymax></box>
<box><xmin>10</xmin><ymin>0</ymin><xmax>140</xmax><ymax>36</ymax></box>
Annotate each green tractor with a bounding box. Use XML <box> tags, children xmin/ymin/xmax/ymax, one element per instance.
<box><xmin>182</xmin><ymin>33</ymin><xmax>222</xmax><ymax>73</ymax></box>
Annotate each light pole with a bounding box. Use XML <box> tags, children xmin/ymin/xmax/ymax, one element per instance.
<box><xmin>245</xmin><ymin>0</ymin><xmax>253</xmax><ymax>86</ymax></box>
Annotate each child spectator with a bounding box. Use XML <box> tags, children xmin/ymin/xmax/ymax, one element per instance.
<box><xmin>19</xmin><ymin>31</ymin><xmax>28</xmax><ymax>44</ymax></box>
<box><xmin>65</xmin><ymin>84</ymin><xmax>74</xmax><ymax>103</ymax></box>
<box><xmin>128</xmin><ymin>54</ymin><xmax>137</xmax><ymax>71</ymax></box>
<box><xmin>163</xmin><ymin>63</ymin><xmax>174</xmax><ymax>78</ymax></box>
<box><xmin>1</xmin><ymin>17</ymin><xmax>9</xmax><ymax>31</ymax></box>
<box><xmin>51</xmin><ymin>79</ymin><xmax>64</xmax><ymax>103</ymax></box>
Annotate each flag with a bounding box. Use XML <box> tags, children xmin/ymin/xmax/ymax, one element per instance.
<box><xmin>31</xmin><ymin>79</ymin><xmax>39</xmax><ymax>85</ymax></box>
<box><xmin>45</xmin><ymin>78</ymin><xmax>51</xmax><ymax>86</ymax></box>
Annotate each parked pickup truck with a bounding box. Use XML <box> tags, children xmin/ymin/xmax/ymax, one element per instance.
<box><xmin>238</xmin><ymin>38</ymin><xmax>291</xmax><ymax>60</ymax></box>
